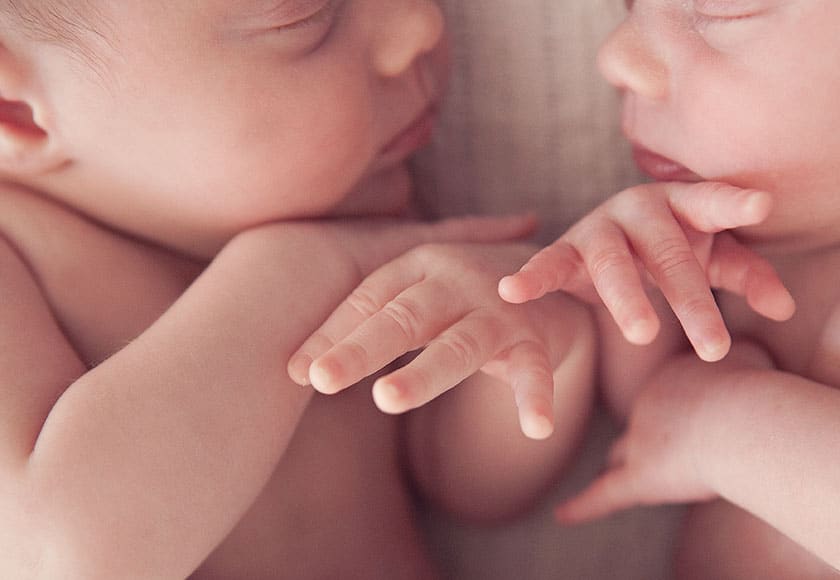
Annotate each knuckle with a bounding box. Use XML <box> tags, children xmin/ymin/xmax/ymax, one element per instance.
<box><xmin>588</xmin><ymin>247</ymin><xmax>630</xmax><ymax>278</ymax></box>
<box><xmin>438</xmin><ymin>327</ymin><xmax>484</xmax><ymax>370</ymax></box>
<box><xmin>677</xmin><ymin>295</ymin><xmax>714</xmax><ymax>320</ymax></box>
<box><xmin>345</xmin><ymin>286</ymin><xmax>383</xmax><ymax>318</ymax></box>
<box><xmin>381</xmin><ymin>299</ymin><xmax>424</xmax><ymax>344</ymax></box>
<box><xmin>648</xmin><ymin>238</ymin><xmax>696</xmax><ymax>278</ymax></box>
<box><xmin>340</xmin><ymin>338</ymin><xmax>371</xmax><ymax>368</ymax></box>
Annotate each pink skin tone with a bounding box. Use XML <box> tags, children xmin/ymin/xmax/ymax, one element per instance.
<box><xmin>0</xmin><ymin>1</ymin><xmax>571</xmax><ymax>577</ymax></box>
<box><xmin>499</xmin><ymin>181</ymin><xmax>795</xmax><ymax>361</ymax></box>
<box><xmin>499</xmin><ymin>0</ymin><xmax>840</xmax><ymax>574</ymax></box>
<box><xmin>18</xmin><ymin>0</ymin><xmax>451</xmax><ymax>258</ymax></box>
<box><xmin>287</xmin><ymin>0</ymin><xmax>840</xmax><ymax>573</ymax></box>
<box><xmin>289</xmin><ymin>239</ymin><xmax>595</xmax><ymax>440</ymax></box>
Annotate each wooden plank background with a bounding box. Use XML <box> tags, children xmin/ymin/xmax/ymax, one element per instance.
<box><xmin>413</xmin><ymin>2</ymin><xmax>685</xmax><ymax>578</ymax></box>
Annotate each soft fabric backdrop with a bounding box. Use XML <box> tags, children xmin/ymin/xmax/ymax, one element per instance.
<box><xmin>413</xmin><ymin>2</ymin><xmax>684</xmax><ymax>578</ymax></box>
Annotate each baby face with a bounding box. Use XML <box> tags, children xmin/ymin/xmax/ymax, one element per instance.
<box><xmin>599</xmin><ymin>0</ymin><xmax>840</xmax><ymax>247</ymax></box>
<box><xmin>40</xmin><ymin>0</ymin><xmax>448</xmax><ymax>255</ymax></box>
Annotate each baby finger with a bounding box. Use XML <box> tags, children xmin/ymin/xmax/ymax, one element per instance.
<box><xmin>498</xmin><ymin>240</ymin><xmax>583</xmax><ymax>304</ymax></box>
<box><xmin>309</xmin><ymin>278</ymin><xmax>465</xmax><ymax>394</ymax></box>
<box><xmin>288</xmin><ymin>256</ymin><xmax>425</xmax><ymax>385</ymax></box>
<box><xmin>371</xmin><ymin>313</ymin><xmax>504</xmax><ymax>414</ymax></box>
<box><xmin>577</xmin><ymin>220</ymin><xmax>660</xmax><ymax>345</ymax></box>
<box><xmin>505</xmin><ymin>341</ymin><xmax>556</xmax><ymax>440</ymax></box>
<box><xmin>709</xmin><ymin>232</ymin><xmax>796</xmax><ymax>322</ymax></box>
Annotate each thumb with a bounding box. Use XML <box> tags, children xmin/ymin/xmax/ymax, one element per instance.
<box><xmin>554</xmin><ymin>468</ymin><xmax>639</xmax><ymax>524</ymax></box>
<box><xmin>708</xmin><ymin>232</ymin><xmax>796</xmax><ymax>322</ymax></box>
<box><xmin>666</xmin><ymin>182</ymin><xmax>773</xmax><ymax>233</ymax></box>
<box><xmin>417</xmin><ymin>213</ymin><xmax>539</xmax><ymax>245</ymax></box>
<box><xmin>353</xmin><ymin>214</ymin><xmax>538</xmax><ymax>275</ymax></box>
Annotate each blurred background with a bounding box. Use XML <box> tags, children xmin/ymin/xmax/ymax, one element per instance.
<box><xmin>412</xmin><ymin>2</ymin><xmax>684</xmax><ymax>578</ymax></box>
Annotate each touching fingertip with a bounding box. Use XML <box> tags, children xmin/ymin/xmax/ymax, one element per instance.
<box><xmin>287</xmin><ymin>354</ymin><xmax>313</xmax><ymax>386</ymax></box>
<box><xmin>696</xmin><ymin>331</ymin><xmax>731</xmax><ymax>362</ymax></box>
<box><xmin>742</xmin><ymin>190</ymin><xmax>773</xmax><ymax>222</ymax></box>
<box><xmin>778</xmin><ymin>293</ymin><xmax>797</xmax><ymax>321</ymax></box>
<box><xmin>309</xmin><ymin>360</ymin><xmax>341</xmax><ymax>395</ymax></box>
<box><xmin>372</xmin><ymin>379</ymin><xmax>411</xmax><ymax>414</ymax></box>
<box><xmin>766</xmin><ymin>291</ymin><xmax>797</xmax><ymax>322</ymax></box>
<box><xmin>498</xmin><ymin>276</ymin><xmax>524</xmax><ymax>303</ymax></box>
<box><xmin>522</xmin><ymin>413</ymin><xmax>554</xmax><ymax>440</ymax></box>
<box><xmin>623</xmin><ymin>317</ymin><xmax>659</xmax><ymax>346</ymax></box>
<box><xmin>499</xmin><ymin>272</ymin><xmax>545</xmax><ymax>304</ymax></box>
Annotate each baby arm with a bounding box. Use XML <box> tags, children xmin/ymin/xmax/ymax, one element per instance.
<box><xmin>290</xmin><ymin>242</ymin><xmax>596</xmax><ymax>518</ymax></box>
<box><xmin>0</xmin><ymin>213</ymin><xmax>533</xmax><ymax>579</ymax></box>
<box><xmin>500</xmin><ymin>181</ymin><xmax>796</xmax><ymax>361</ymax></box>
<box><xmin>555</xmin><ymin>340</ymin><xmax>840</xmax><ymax>571</ymax></box>
<box><xmin>0</xmin><ymin>225</ymin><xmax>359</xmax><ymax>579</ymax></box>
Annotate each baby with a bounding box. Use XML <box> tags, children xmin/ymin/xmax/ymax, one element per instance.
<box><xmin>0</xmin><ymin>1</ymin><xmax>595</xmax><ymax>579</ymax></box>
<box><xmin>505</xmin><ymin>0</ymin><xmax>840</xmax><ymax>577</ymax></box>
<box><xmin>298</xmin><ymin>0</ymin><xmax>840</xmax><ymax>577</ymax></box>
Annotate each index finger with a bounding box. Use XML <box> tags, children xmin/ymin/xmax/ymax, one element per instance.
<box><xmin>288</xmin><ymin>251</ymin><xmax>426</xmax><ymax>385</ymax></box>
<box><xmin>610</xmin><ymin>195</ymin><xmax>730</xmax><ymax>361</ymax></box>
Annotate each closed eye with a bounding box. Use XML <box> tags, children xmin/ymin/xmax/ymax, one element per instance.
<box><xmin>274</xmin><ymin>0</ymin><xmax>339</xmax><ymax>31</ymax></box>
<box><xmin>693</xmin><ymin>0</ymin><xmax>764</xmax><ymax>21</ymax></box>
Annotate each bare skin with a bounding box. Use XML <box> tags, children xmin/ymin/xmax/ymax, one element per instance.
<box><xmin>0</xmin><ymin>180</ymin><xmax>592</xmax><ymax>578</ymax></box>
<box><xmin>497</xmin><ymin>0</ymin><xmax>840</xmax><ymax>575</ymax></box>
<box><xmin>0</xmin><ymin>187</ymin><xmax>434</xmax><ymax>579</ymax></box>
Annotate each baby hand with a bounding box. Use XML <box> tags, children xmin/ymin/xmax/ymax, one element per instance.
<box><xmin>288</xmin><ymin>243</ymin><xmax>589</xmax><ymax>439</ymax></box>
<box><xmin>554</xmin><ymin>341</ymin><xmax>775</xmax><ymax>524</ymax></box>
<box><xmin>499</xmin><ymin>181</ymin><xmax>795</xmax><ymax>361</ymax></box>
<box><xmin>310</xmin><ymin>212</ymin><xmax>538</xmax><ymax>278</ymax></box>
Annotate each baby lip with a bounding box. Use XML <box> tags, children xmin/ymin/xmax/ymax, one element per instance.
<box><xmin>631</xmin><ymin>145</ymin><xmax>703</xmax><ymax>182</ymax></box>
<box><xmin>379</xmin><ymin>104</ymin><xmax>438</xmax><ymax>158</ymax></box>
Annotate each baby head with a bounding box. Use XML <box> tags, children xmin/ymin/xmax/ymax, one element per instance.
<box><xmin>0</xmin><ymin>0</ymin><xmax>448</xmax><ymax>256</ymax></box>
<box><xmin>599</xmin><ymin>0</ymin><xmax>840</xmax><ymax>246</ymax></box>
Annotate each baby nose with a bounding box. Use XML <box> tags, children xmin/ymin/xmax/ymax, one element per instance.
<box><xmin>371</xmin><ymin>0</ymin><xmax>445</xmax><ymax>78</ymax></box>
<box><xmin>597</xmin><ymin>18</ymin><xmax>668</xmax><ymax>100</ymax></box>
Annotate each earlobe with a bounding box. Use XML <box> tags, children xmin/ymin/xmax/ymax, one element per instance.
<box><xmin>0</xmin><ymin>43</ymin><xmax>68</xmax><ymax>176</ymax></box>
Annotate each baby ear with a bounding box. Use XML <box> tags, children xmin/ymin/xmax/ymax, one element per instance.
<box><xmin>0</xmin><ymin>43</ymin><xmax>67</xmax><ymax>176</ymax></box>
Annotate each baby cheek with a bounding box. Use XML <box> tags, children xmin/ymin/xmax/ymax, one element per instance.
<box><xmin>679</xmin><ymin>89</ymin><xmax>779</xmax><ymax>180</ymax></box>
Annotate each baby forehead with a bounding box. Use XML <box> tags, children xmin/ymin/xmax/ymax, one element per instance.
<box><xmin>1</xmin><ymin>0</ymin><xmax>107</xmax><ymax>51</ymax></box>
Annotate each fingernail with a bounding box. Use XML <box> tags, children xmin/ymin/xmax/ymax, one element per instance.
<box><xmin>624</xmin><ymin>318</ymin><xmax>658</xmax><ymax>345</ymax></box>
<box><xmin>698</xmin><ymin>331</ymin><xmax>730</xmax><ymax>362</ymax></box>
<box><xmin>498</xmin><ymin>276</ymin><xmax>516</xmax><ymax>300</ymax></box>
<box><xmin>522</xmin><ymin>414</ymin><xmax>554</xmax><ymax>441</ymax></box>
<box><xmin>288</xmin><ymin>354</ymin><xmax>312</xmax><ymax>386</ymax></box>
<box><xmin>742</xmin><ymin>190</ymin><xmax>772</xmax><ymax>221</ymax></box>
<box><xmin>310</xmin><ymin>361</ymin><xmax>340</xmax><ymax>395</ymax></box>
<box><xmin>372</xmin><ymin>379</ymin><xmax>409</xmax><ymax>415</ymax></box>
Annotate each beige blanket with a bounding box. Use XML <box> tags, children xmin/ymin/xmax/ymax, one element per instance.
<box><xmin>414</xmin><ymin>2</ymin><xmax>684</xmax><ymax>578</ymax></box>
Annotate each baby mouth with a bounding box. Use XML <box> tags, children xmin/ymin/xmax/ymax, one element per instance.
<box><xmin>379</xmin><ymin>105</ymin><xmax>438</xmax><ymax>161</ymax></box>
<box><xmin>632</xmin><ymin>146</ymin><xmax>703</xmax><ymax>183</ymax></box>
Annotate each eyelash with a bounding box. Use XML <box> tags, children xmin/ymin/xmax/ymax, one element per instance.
<box><xmin>623</xmin><ymin>1</ymin><xmax>758</xmax><ymax>23</ymax></box>
<box><xmin>692</xmin><ymin>0</ymin><xmax>759</xmax><ymax>22</ymax></box>
<box><xmin>276</xmin><ymin>0</ymin><xmax>340</xmax><ymax>31</ymax></box>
